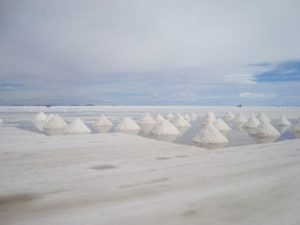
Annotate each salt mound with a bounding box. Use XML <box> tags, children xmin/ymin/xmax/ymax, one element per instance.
<box><xmin>139</xmin><ymin>113</ymin><xmax>157</xmax><ymax>125</ymax></box>
<box><xmin>244</xmin><ymin>114</ymin><xmax>260</xmax><ymax>128</ymax></box>
<box><xmin>66</xmin><ymin>117</ymin><xmax>91</xmax><ymax>134</ymax></box>
<box><xmin>116</xmin><ymin>117</ymin><xmax>140</xmax><ymax>131</ymax></box>
<box><xmin>156</xmin><ymin>114</ymin><xmax>164</xmax><ymax>122</ymax></box>
<box><xmin>233</xmin><ymin>112</ymin><xmax>248</xmax><ymax>123</ymax></box>
<box><xmin>255</xmin><ymin>121</ymin><xmax>280</xmax><ymax>138</ymax></box>
<box><xmin>193</xmin><ymin>123</ymin><xmax>228</xmax><ymax>144</ymax></box>
<box><xmin>213</xmin><ymin>118</ymin><xmax>230</xmax><ymax>131</ymax></box>
<box><xmin>257</xmin><ymin>112</ymin><xmax>271</xmax><ymax>123</ymax></box>
<box><xmin>166</xmin><ymin>113</ymin><xmax>174</xmax><ymax>121</ymax></box>
<box><xmin>292</xmin><ymin>120</ymin><xmax>300</xmax><ymax>132</ymax></box>
<box><xmin>95</xmin><ymin>114</ymin><xmax>113</xmax><ymax>127</ymax></box>
<box><xmin>190</xmin><ymin>113</ymin><xmax>197</xmax><ymax>121</ymax></box>
<box><xmin>151</xmin><ymin>119</ymin><xmax>180</xmax><ymax>136</ymax></box>
<box><xmin>172</xmin><ymin>115</ymin><xmax>190</xmax><ymax>127</ymax></box>
<box><xmin>224</xmin><ymin>112</ymin><xmax>235</xmax><ymax>121</ymax></box>
<box><xmin>46</xmin><ymin>114</ymin><xmax>55</xmax><ymax>122</ymax></box>
<box><xmin>203</xmin><ymin>112</ymin><xmax>216</xmax><ymax>124</ymax></box>
<box><xmin>44</xmin><ymin>114</ymin><xmax>68</xmax><ymax>130</ymax></box>
<box><xmin>278</xmin><ymin>115</ymin><xmax>291</xmax><ymax>126</ymax></box>
<box><xmin>183</xmin><ymin>113</ymin><xmax>191</xmax><ymax>121</ymax></box>
<box><xmin>0</xmin><ymin>118</ymin><xmax>3</xmax><ymax>126</ymax></box>
<box><xmin>35</xmin><ymin>112</ymin><xmax>47</xmax><ymax>122</ymax></box>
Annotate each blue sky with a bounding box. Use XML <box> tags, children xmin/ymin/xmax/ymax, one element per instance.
<box><xmin>0</xmin><ymin>0</ymin><xmax>300</xmax><ymax>106</ymax></box>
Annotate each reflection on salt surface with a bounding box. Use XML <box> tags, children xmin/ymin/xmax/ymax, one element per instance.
<box><xmin>118</xmin><ymin>130</ymin><xmax>140</xmax><ymax>135</ymax></box>
<box><xmin>44</xmin><ymin>129</ymin><xmax>65</xmax><ymax>135</ymax></box>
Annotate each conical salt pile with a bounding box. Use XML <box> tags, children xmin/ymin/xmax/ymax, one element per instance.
<box><xmin>233</xmin><ymin>112</ymin><xmax>248</xmax><ymax>123</ymax></box>
<box><xmin>66</xmin><ymin>117</ymin><xmax>91</xmax><ymax>134</ymax></box>
<box><xmin>224</xmin><ymin>112</ymin><xmax>235</xmax><ymax>122</ymax></box>
<box><xmin>46</xmin><ymin>114</ymin><xmax>55</xmax><ymax>122</ymax></box>
<box><xmin>151</xmin><ymin>119</ymin><xmax>180</xmax><ymax>136</ymax></box>
<box><xmin>156</xmin><ymin>114</ymin><xmax>164</xmax><ymax>122</ymax></box>
<box><xmin>257</xmin><ymin>112</ymin><xmax>271</xmax><ymax>123</ymax></box>
<box><xmin>183</xmin><ymin>113</ymin><xmax>191</xmax><ymax>121</ymax></box>
<box><xmin>255</xmin><ymin>121</ymin><xmax>280</xmax><ymax>138</ymax></box>
<box><xmin>35</xmin><ymin>112</ymin><xmax>47</xmax><ymax>122</ymax></box>
<box><xmin>166</xmin><ymin>113</ymin><xmax>174</xmax><ymax>121</ymax></box>
<box><xmin>213</xmin><ymin>118</ymin><xmax>230</xmax><ymax>131</ymax></box>
<box><xmin>202</xmin><ymin>112</ymin><xmax>216</xmax><ymax>124</ymax></box>
<box><xmin>192</xmin><ymin>123</ymin><xmax>229</xmax><ymax>144</ymax></box>
<box><xmin>190</xmin><ymin>113</ymin><xmax>197</xmax><ymax>121</ymax></box>
<box><xmin>172</xmin><ymin>114</ymin><xmax>190</xmax><ymax>127</ymax></box>
<box><xmin>292</xmin><ymin>119</ymin><xmax>300</xmax><ymax>132</ymax></box>
<box><xmin>44</xmin><ymin>114</ymin><xmax>68</xmax><ymax>130</ymax></box>
<box><xmin>116</xmin><ymin>117</ymin><xmax>140</xmax><ymax>131</ymax></box>
<box><xmin>139</xmin><ymin>113</ymin><xmax>157</xmax><ymax>125</ymax></box>
<box><xmin>278</xmin><ymin>115</ymin><xmax>291</xmax><ymax>126</ymax></box>
<box><xmin>95</xmin><ymin>114</ymin><xmax>113</xmax><ymax>127</ymax></box>
<box><xmin>244</xmin><ymin>114</ymin><xmax>260</xmax><ymax>128</ymax></box>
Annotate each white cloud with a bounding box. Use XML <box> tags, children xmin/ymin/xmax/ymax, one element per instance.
<box><xmin>239</xmin><ymin>92</ymin><xmax>276</xmax><ymax>98</ymax></box>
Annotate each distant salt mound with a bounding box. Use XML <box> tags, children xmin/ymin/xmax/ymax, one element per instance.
<box><xmin>257</xmin><ymin>112</ymin><xmax>271</xmax><ymax>123</ymax></box>
<box><xmin>244</xmin><ymin>114</ymin><xmax>260</xmax><ymax>128</ymax></box>
<box><xmin>213</xmin><ymin>118</ymin><xmax>230</xmax><ymax>131</ymax></box>
<box><xmin>255</xmin><ymin>121</ymin><xmax>280</xmax><ymax>138</ymax></box>
<box><xmin>172</xmin><ymin>114</ymin><xmax>190</xmax><ymax>127</ymax></box>
<box><xmin>166</xmin><ymin>113</ymin><xmax>175</xmax><ymax>121</ymax></box>
<box><xmin>35</xmin><ymin>112</ymin><xmax>47</xmax><ymax>122</ymax></box>
<box><xmin>203</xmin><ymin>112</ymin><xmax>216</xmax><ymax>124</ymax></box>
<box><xmin>116</xmin><ymin>117</ymin><xmax>140</xmax><ymax>131</ymax></box>
<box><xmin>233</xmin><ymin>112</ymin><xmax>248</xmax><ymax>123</ymax></box>
<box><xmin>278</xmin><ymin>115</ymin><xmax>291</xmax><ymax>126</ymax></box>
<box><xmin>224</xmin><ymin>112</ymin><xmax>235</xmax><ymax>122</ymax></box>
<box><xmin>183</xmin><ymin>113</ymin><xmax>191</xmax><ymax>121</ymax></box>
<box><xmin>44</xmin><ymin>114</ymin><xmax>68</xmax><ymax>130</ymax></box>
<box><xmin>0</xmin><ymin>118</ymin><xmax>3</xmax><ymax>126</ymax></box>
<box><xmin>190</xmin><ymin>113</ymin><xmax>197</xmax><ymax>121</ymax></box>
<box><xmin>193</xmin><ymin>123</ymin><xmax>229</xmax><ymax>144</ymax></box>
<box><xmin>156</xmin><ymin>114</ymin><xmax>164</xmax><ymax>122</ymax></box>
<box><xmin>151</xmin><ymin>119</ymin><xmax>180</xmax><ymax>136</ymax></box>
<box><xmin>139</xmin><ymin>113</ymin><xmax>157</xmax><ymax>125</ymax></box>
<box><xmin>66</xmin><ymin>117</ymin><xmax>91</xmax><ymax>134</ymax></box>
<box><xmin>95</xmin><ymin>114</ymin><xmax>113</xmax><ymax>127</ymax></box>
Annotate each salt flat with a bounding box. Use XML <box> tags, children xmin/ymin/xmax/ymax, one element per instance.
<box><xmin>1</xmin><ymin>115</ymin><xmax>300</xmax><ymax>225</ymax></box>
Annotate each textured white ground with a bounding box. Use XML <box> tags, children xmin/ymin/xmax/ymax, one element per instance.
<box><xmin>0</xmin><ymin>106</ymin><xmax>300</xmax><ymax>225</ymax></box>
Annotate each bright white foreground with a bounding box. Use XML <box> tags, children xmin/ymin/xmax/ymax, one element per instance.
<box><xmin>1</xmin><ymin>125</ymin><xmax>300</xmax><ymax>225</ymax></box>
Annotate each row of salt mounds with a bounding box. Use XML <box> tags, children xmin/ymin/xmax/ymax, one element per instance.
<box><xmin>213</xmin><ymin>118</ymin><xmax>230</xmax><ymax>131</ymax></box>
<box><xmin>66</xmin><ymin>117</ymin><xmax>91</xmax><ymax>134</ymax></box>
<box><xmin>95</xmin><ymin>114</ymin><xmax>113</xmax><ymax>127</ymax></box>
<box><xmin>203</xmin><ymin>112</ymin><xmax>216</xmax><ymax>124</ymax></box>
<box><xmin>116</xmin><ymin>117</ymin><xmax>140</xmax><ymax>131</ymax></box>
<box><xmin>156</xmin><ymin>114</ymin><xmax>164</xmax><ymax>123</ymax></box>
<box><xmin>172</xmin><ymin>114</ymin><xmax>190</xmax><ymax>127</ymax></box>
<box><xmin>233</xmin><ymin>112</ymin><xmax>248</xmax><ymax>123</ymax></box>
<box><xmin>277</xmin><ymin>115</ymin><xmax>291</xmax><ymax>126</ymax></box>
<box><xmin>193</xmin><ymin>122</ymin><xmax>228</xmax><ymax>144</ymax></box>
<box><xmin>254</xmin><ymin>121</ymin><xmax>280</xmax><ymax>138</ymax></box>
<box><xmin>44</xmin><ymin>114</ymin><xmax>68</xmax><ymax>130</ymax></box>
<box><xmin>244</xmin><ymin>114</ymin><xmax>260</xmax><ymax>128</ymax></box>
<box><xmin>151</xmin><ymin>119</ymin><xmax>180</xmax><ymax>136</ymax></box>
<box><xmin>257</xmin><ymin>112</ymin><xmax>271</xmax><ymax>123</ymax></box>
<box><xmin>139</xmin><ymin>113</ymin><xmax>157</xmax><ymax>125</ymax></box>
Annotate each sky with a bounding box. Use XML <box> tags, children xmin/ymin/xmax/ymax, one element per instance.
<box><xmin>0</xmin><ymin>0</ymin><xmax>300</xmax><ymax>106</ymax></box>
